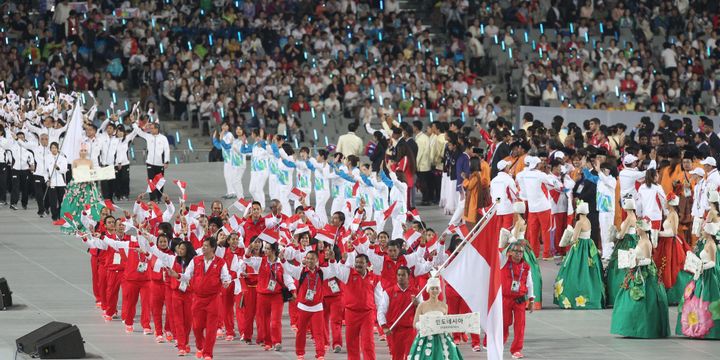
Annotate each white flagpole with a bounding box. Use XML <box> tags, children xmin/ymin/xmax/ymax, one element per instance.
<box><xmin>387</xmin><ymin>202</ymin><xmax>498</xmax><ymax>332</ymax></box>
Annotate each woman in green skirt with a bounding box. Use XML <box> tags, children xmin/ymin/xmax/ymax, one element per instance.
<box><xmin>607</xmin><ymin>198</ymin><xmax>639</xmax><ymax>307</ymax></box>
<box><xmin>553</xmin><ymin>201</ymin><xmax>606</xmax><ymax>309</ymax></box>
<box><xmin>500</xmin><ymin>201</ymin><xmax>543</xmax><ymax>310</ymax></box>
<box><xmin>408</xmin><ymin>276</ymin><xmax>464</xmax><ymax>360</ymax></box>
<box><xmin>675</xmin><ymin>222</ymin><xmax>720</xmax><ymax>339</ymax></box>
<box><xmin>58</xmin><ymin>144</ymin><xmax>103</xmax><ymax>234</ymax></box>
<box><xmin>610</xmin><ymin>219</ymin><xmax>670</xmax><ymax>338</ymax></box>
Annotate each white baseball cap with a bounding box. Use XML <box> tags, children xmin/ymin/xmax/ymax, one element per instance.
<box><xmin>497</xmin><ymin>159</ymin><xmax>510</xmax><ymax>171</ymax></box>
<box><xmin>701</xmin><ymin>157</ymin><xmax>717</xmax><ymax>167</ymax></box>
<box><xmin>689</xmin><ymin>168</ymin><xmax>705</xmax><ymax>177</ymax></box>
<box><xmin>623</xmin><ymin>154</ymin><xmax>638</xmax><ymax>165</ymax></box>
<box><xmin>526</xmin><ymin>156</ymin><xmax>541</xmax><ymax>169</ymax></box>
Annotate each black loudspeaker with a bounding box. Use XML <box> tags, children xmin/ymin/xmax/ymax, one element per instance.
<box><xmin>0</xmin><ymin>277</ymin><xmax>12</xmax><ymax>309</ymax></box>
<box><xmin>36</xmin><ymin>325</ymin><xmax>86</xmax><ymax>359</ymax></box>
<box><xmin>16</xmin><ymin>322</ymin><xmax>86</xmax><ymax>358</ymax></box>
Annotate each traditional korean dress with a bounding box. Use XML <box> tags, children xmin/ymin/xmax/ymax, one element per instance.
<box><xmin>553</xmin><ymin>230</ymin><xmax>606</xmax><ymax>309</ymax></box>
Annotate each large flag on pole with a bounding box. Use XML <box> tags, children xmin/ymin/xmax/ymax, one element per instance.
<box><xmin>61</xmin><ymin>98</ymin><xmax>84</xmax><ymax>162</ymax></box>
<box><xmin>441</xmin><ymin>214</ymin><xmax>504</xmax><ymax>360</ymax></box>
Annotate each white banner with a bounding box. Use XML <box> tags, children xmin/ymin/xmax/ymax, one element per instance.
<box><xmin>418</xmin><ymin>312</ymin><xmax>482</xmax><ymax>337</ymax></box>
<box><xmin>73</xmin><ymin>166</ymin><xmax>116</xmax><ymax>183</ymax></box>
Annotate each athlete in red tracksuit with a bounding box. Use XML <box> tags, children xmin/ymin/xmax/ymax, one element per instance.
<box><xmin>218</xmin><ymin>233</ymin><xmax>244</xmax><ymax>341</ymax></box>
<box><xmin>239</xmin><ymin>240</ymin><xmax>262</xmax><ymax>344</ymax></box>
<box><xmin>103</xmin><ymin>231</ymin><xmax>152</xmax><ymax>334</ymax></box>
<box><xmin>243</xmin><ymin>202</ymin><xmax>266</xmax><ymax>247</ymax></box>
<box><xmin>319</xmin><ymin>242</ymin><xmax>344</xmax><ymax>353</ymax></box>
<box><xmin>328</xmin><ymin>252</ymin><xmax>378</xmax><ymax>360</ymax></box>
<box><xmin>376</xmin><ymin>266</ymin><xmax>419</xmax><ymax>360</ymax></box>
<box><xmin>282</xmin><ymin>250</ymin><xmax>332</xmax><ymax>360</ymax></box>
<box><xmin>243</xmin><ymin>240</ymin><xmax>295</xmax><ymax>351</ymax></box>
<box><xmin>148</xmin><ymin>234</ymin><xmax>174</xmax><ymax>342</ymax></box>
<box><xmin>169</xmin><ymin>237</ymin><xmax>231</xmax><ymax>360</ymax></box>
<box><xmin>80</xmin><ymin>217</ymin><xmax>118</xmax><ymax>319</ymax></box>
<box><xmin>501</xmin><ymin>241</ymin><xmax>535</xmax><ymax>359</ymax></box>
<box><xmin>141</xmin><ymin>235</ymin><xmax>197</xmax><ymax>357</ymax></box>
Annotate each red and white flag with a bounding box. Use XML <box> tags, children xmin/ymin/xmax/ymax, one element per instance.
<box><xmin>258</xmin><ymin>228</ymin><xmax>280</xmax><ymax>244</ymax></box>
<box><xmin>360</xmin><ymin>220</ymin><xmax>377</xmax><ymax>229</ymax></box>
<box><xmin>289</xmin><ymin>188</ymin><xmax>307</xmax><ymax>203</ymax></box>
<box><xmin>403</xmin><ymin>228</ymin><xmax>423</xmax><ymax>248</ymax></box>
<box><xmin>382</xmin><ymin>201</ymin><xmax>397</xmax><ymax>221</ymax></box>
<box><xmin>233</xmin><ymin>198</ymin><xmax>251</xmax><ymax>216</ymax></box>
<box><xmin>53</xmin><ymin>218</ymin><xmax>73</xmax><ymax>228</ymax></box>
<box><xmin>442</xmin><ymin>213</ymin><xmax>503</xmax><ymax>360</ymax></box>
<box><xmin>454</xmin><ymin>224</ymin><xmax>470</xmax><ymax>239</ymax></box>
<box><xmin>100</xmin><ymin>199</ymin><xmax>117</xmax><ymax>212</ymax></box>
<box><xmin>315</xmin><ymin>227</ymin><xmax>335</xmax><ymax>244</ymax></box>
<box><xmin>147</xmin><ymin>173</ymin><xmax>166</xmax><ymax>192</ymax></box>
<box><xmin>173</xmin><ymin>179</ymin><xmax>187</xmax><ymax>201</ymax></box>
<box><xmin>406</xmin><ymin>208</ymin><xmax>421</xmax><ymax>222</ymax></box>
<box><xmin>349</xmin><ymin>216</ymin><xmax>363</xmax><ymax>232</ymax></box>
<box><xmin>351</xmin><ymin>181</ymin><xmax>360</xmax><ymax>197</ymax></box>
<box><xmin>282</xmin><ymin>214</ymin><xmax>303</xmax><ymax>231</ymax></box>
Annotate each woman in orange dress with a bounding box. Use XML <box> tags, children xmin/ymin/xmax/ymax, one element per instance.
<box><xmin>653</xmin><ymin>192</ymin><xmax>690</xmax><ymax>305</ymax></box>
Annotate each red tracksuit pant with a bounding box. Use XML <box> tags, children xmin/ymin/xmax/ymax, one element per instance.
<box><xmin>257</xmin><ymin>292</ymin><xmax>284</xmax><ymax>346</ymax></box>
<box><xmin>193</xmin><ymin>293</ymin><xmax>221</xmax><ymax>358</ymax></box>
<box><xmin>496</xmin><ymin>213</ymin><xmax>514</xmax><ymax>233</ymax></box>
<box><xmin>295</xmin><ymin>308</ymin><xmax>326</xmax><ymax>358</ymax></box>
<box><xmin>241</xmin><ymin>286</ymin><xmax>259</xmax><ymax>342</ymax></box>
<box><xmin>122</xmin><ymin>280</ymin><xmax>150</xmax><ymax>329</ymax></box>
<box><xmin>527</xmin><ymin>210</ymin><xmax>551</xmax><ymax>258</ymax></box>
<box><xmin>221</xmin><ymin>283</ymin><xmax>237</xmax><ymax>337</ymax></box>
<box><xmin>388</xmin><ymin>326</ymin><xmax>415</xmax><ymax>360</ymax></box>
<box><xmin>447</xmin><ymin>292</ymin><xmax>480</xmax><ymax>346</ymax></box>
<box><xmin>323</xmin><ymin>295</ymin><xmax>343</xmax><ymax>348</ymax></box>
<box><xmin>345</xmin><ymin>308</ymin><xmax>375</xmax><ymax>360</ymax></box>
<box><xmin>289</xmin><ymin>299</ymin><xmax>298</xmax><ymax>327</ymax></box>
<box><xmin>150</xmin><ymin>280</ymin><xmax>172</xmax><ymax>336</ymax></box>
<box><xmin>172</xmin><ymin>291</ymin><xmax>192</xmax><ymax>351</ymax></box>
<box><xmin>91</xmin><ymin>255</ymin><xmax>103</xmax><ymax>304</ymax></box>
<box><xmin>164</xmin><ymin>285</ymin><xmax>175</xmax><ymax>336</ymax></box>
<box><xmin>502</xmin><ymin>296</ymin><xmax>526</xmax><ymax>354</ymax></box>
<box><xmin>552</xmin><ymin>212</ymin><xmax>568</xmax><ymax>256</ymax></box>
<box><xmin>104</xmin><ymin>270</ymin><xmax>123</xmax><ymax>317</ymax></box>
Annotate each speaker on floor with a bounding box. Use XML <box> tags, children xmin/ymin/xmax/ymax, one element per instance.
<box><xmin>16</xmin><ymin>321</ymin><xmax>86</xmax><ymax>358</ymax></box>
<box><xmin>0</xmin><ymin>277</ymin><xmax>12</xmax><ymax>309</ymax></box>
<box><xmin>36</xmin><ymin>325</ymin><xmax>86</xmax><ymax>359</ymax></box>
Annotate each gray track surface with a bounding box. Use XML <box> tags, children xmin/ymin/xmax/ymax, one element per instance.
<box><xmin>1</xmin><ymin>163</ymin><xmax>719</xmax><ymax>359</ymax></box>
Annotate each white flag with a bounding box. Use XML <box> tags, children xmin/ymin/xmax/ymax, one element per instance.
<box><xmin>61</xmin><ymin>99</ymin><xmax>84</xmax><ymax>163</ymax></box>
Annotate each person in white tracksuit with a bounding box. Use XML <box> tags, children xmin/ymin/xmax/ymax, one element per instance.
<box><xmin>357</xmin><ymin>164</ymin><xmax>375</xmax><ymax>220</ymax></box>
<box><xmin>248</xmin><ymin>129</ymin><xmax>270</xmax><ymax>208</ymax></box>
<box><xmin>272</xmin><ymin>142</ymin><xmax>296</xmax><ymax>217</ymax></box>
<box><xmin>366</xmin><ymin>170</ymin><xmax>390</xmax><ymax>234</ymax></box>
<box><xmin>380</xmin><ymin>165</ymin><xmax>408</xmax><ymax>240</ymax></box>
<box><xmin>307</xmin><ymin>150</ymin><xmax>330</xmax><ymax>224</ymax></box>
<box><xmin>328</xmin><ymin>153</ymin><xmax>347</xmax><ymax>215</ymax></box>
<box><xmin>294</xmin><ymin>147</ymin><xmax>313</xmax><ymax>210</ymax></box>
<box><xmin>212</xmin><ymin>122</ymin><xmax>236</xmax><ymax>198</ymax></box>
<box><xmin>266</xmin><ymin>137</ymin><xmax>281</xmax><ymax>201</ymax></box>
<box><xmin>335</xmin><ymin>155</ymin><xmax>362</xmax><ymax>227</ymax></box>
<box><xmin>231</xmin><ymin>126</ymin><xmax>251</xmax><ymax>198</ymax></box>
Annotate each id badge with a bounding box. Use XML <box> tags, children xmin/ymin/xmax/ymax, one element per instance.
<box><xmin>137</xmin><ymin>262</ymin><xmax>148</xmax><ymax>273</ymax></box>
<box><xmin>305</xmin><ymin>290</ymin><xmax>316</xmax><ymax>301</ymax></box>
<box><xmin>179</xmin><ymin>281</ymin><xmax>188</xmax><ymax>292</ymax></box>
<box><xmin>328</xmin><ymin>279</ymin><xmax>340</xmax><ymax>293</ymax></box>
<box><xmin>511</xmin><ymin>280</ymin><xmax>520</xmax><ymax>292</ymax></box>
<box><xmin>113</xmin><ymin>253</ymin><xmax>122</xmax><ymax>265</ymax></box>
<box><xmin>684</xmin><ymin>185</ymin><xmax>691</xmax><ymax>197</ymax></box>
<box><xmin>267</xmin><ymin>279</ymin><xmax>277</xmax><ymax>292</ymax></box>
